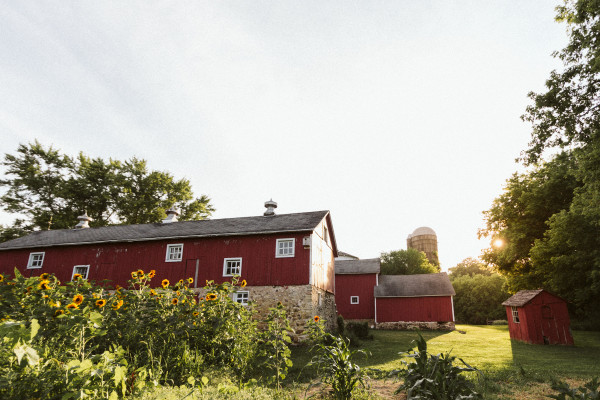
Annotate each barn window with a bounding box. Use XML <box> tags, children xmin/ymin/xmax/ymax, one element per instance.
<box><xmin>71</xmin><ymin>265</ymin><xmax>90</xmax><ymax>280</ymax></box>
<box><xmin>350</xmin><ymin>296</ymin><xmax>359</xmax><ymax>304</ymax></box>
<box><xmin>511</xmin><ymin>306</ymin><xmax>520</xmax><ymax>323</ymax></box>
<box><xmin>233</xmin><ymin>291</ymin><xmax>249</xmax><ymax>305</ymax></box>
<box><xmin>276</xmin><ymin>238</ymin><xmax>295</xmax><ymax>258</ymax></box>
<box><xmin>27</xmin><ymin>252</ymin><xmax>45</xmax><ymax>269</ymax></box>
<box><xmin>223</xmin><ymin>258</ymin><xmax>242</xmax><ymax>276</ymax></box>
<box><xmin>165</xmin><ymin>244</ymin><xmax>183</xmax><ymax>262</ymax></box>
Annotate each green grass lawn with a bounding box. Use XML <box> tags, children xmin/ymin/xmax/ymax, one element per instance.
<box><xmin>289</xmin><ymin>325</ymin><xmax>600</xmax><ymax>398</ymax></box>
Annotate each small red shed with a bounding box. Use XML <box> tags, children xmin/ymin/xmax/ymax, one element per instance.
<box><xmin>502</xmin><ymin>289</ymin><xmax>574</xmax><ymax>345</ymax></box>
<box><xmin>374</xmin><ymin>273</ymin><xmax>455</xmax><ymax>324</ymax></box>
<box><xmin>334</xmin><ymin>258</ymin><xmax>380</xmax><ymax>321</ymax></box>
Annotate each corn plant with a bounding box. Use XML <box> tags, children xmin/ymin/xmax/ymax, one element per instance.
<box><xmin>308</xmin><ymin>334</ymin><xmax>369</xmax><ymax>400</ymax></box>
<box><xmin>395</xmin><ymin>331</ymin><xmax>482</xmax><ymax>399</ymax></box>
<box><xmin>548</xmin><ymin>377</ymin><xmax>600</xmax><ymax>400</ymax></box>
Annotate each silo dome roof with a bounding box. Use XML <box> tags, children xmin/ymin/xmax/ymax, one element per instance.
<box><xmin>410</xmin><ymin>226</ymin><xmax>437</xmax><ymax>237</ymax></box>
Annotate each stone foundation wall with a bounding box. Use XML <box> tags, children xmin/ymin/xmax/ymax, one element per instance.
<box><xmin>376</xmin><ymin>321</ymin><xmax>455</xmax><ymax>331</ymax></box>
<box><xmin>195</xmin><ymin>285</ymin><xmax>336</xmax><ymax>342</ymax></box>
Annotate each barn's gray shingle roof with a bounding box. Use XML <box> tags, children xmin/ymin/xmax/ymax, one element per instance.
<box><xmin>0</xmin><ymin>211</ymin><xmax>331</xmax><ymax>250</ymax></box>
<box><xmin>335</xmin><ymin>258</ymin><xmax>380</xmax><ymax>274</ymax></box>
<box><xmin>374</xmin><ymin>273</ymin><xmax>455</xmax><ymax>297</ymax></box>
<box><xmin>501</xmin><ymin>289</ymin><xmax>544</xmax><ymax>307</ymax></box>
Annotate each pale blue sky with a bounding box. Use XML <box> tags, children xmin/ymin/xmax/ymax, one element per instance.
<box><xmin>0</xmin><ymin>2</ymin><xmax>568</xmax><ymax>269</ymax></box>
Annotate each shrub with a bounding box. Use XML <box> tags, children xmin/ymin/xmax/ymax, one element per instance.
<box><xmin>345</xmin><ymin>321</ymin><xmax>371</xmax><ymax>340</ymax></box>
<box><xmin>548</xmin><ymin>377</ymin><xmax>600</xmax><ymax>399</ymax></box>
<box><xmin>395</xmin><ymin>331</ymin><xmax>482</xmax><ymax>399</ymax></box>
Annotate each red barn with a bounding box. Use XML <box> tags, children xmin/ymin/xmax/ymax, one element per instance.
<box><xmin>0</xmin><ymin>205</ymin><xmax>338</xmax><ymax>334</ymax></box>
<box><xmin>334</xmin><ymin>258</ymin><xmax>380</xmax><ymax>321</ymax></box>
<box><xmin>502</xmin><ymin>289</ymin><xmax>574</xmax><ymax>345</ymax></box>
<box><xmin>374</xmin><ymin>273</ymin><xmax>455</xmax><ymax>328</ymax></box>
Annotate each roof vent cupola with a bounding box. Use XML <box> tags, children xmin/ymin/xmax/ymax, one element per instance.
<box><xmin>75</xmin><ymin>211</ymin><xmax>93</xmax><ymax>229</ymax></box>
<box><xmin>264</xmin><ymin>199</ymin><xmax>277</xmax><ymax>216</ymax></box>
<box><xmin>162</xmin><ymin>207</ymin><xmax>180</xmax><ymax>224</ymax></box>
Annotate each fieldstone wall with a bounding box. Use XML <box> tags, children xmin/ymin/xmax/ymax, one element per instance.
<box><xmin>376</xmin><ymin>321</ymin><xmax>455</xmax><ymax>331</ymax></box>
<box><xmin>195</xmin><ymin>285</ymin><xmax>336</xmax><ymax>342</ymax></box>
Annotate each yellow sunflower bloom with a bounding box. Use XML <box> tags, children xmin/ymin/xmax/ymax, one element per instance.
<box><xmin>178</xmin><ymin>279</ymin><xmax>184</xmax><ymax>286</ymax></box>
<box><xmin>54</xmin><ymin>309</ymin><xmax>64</xmax><ymax>316</ymax></box>
<box><xmin>206</xmin><ymin>293</ymin><xmax>217</xmax><ymax>301</ymax></box>
<box><xmin>150</xmin><ymin>289</ymin><xmax>157</xmax><ymax>296</ymax></box>
<box><xmin>176</xmin><ymin>291</ymin><xmax>181</xmax><ymax>296</ymax></box>
<box><xmin>112</xmin><ymin>299</ymin><xmax>124</xmax><ymax>310</ymax></box>
<box><xmin>131</xmin><ymin>271</ymin><xmax>137</xmax><ymax>279</ymax></box>
<box><xmin>240</xmin><ymin>280</ymin><xmax>247</xmax><ymax>288</ymax></box>
<box><xmin>148</xmin><ymin>270</ymin><xmax>156</xmax><ymax>279</ymax></box>
<box><xmin>73</xmin><ymin>294</ymin><xmax>84</xmax><ymax>305</ymax></box>
<box><xmin>38</xmin><ymin>281</ymin><xmax>50</xmax><ymax>290</ymax></box>
<box><xmin>314</xmin><ymin>315</ymin><xmax>320</xmax><ymax>323</ymax></box>
<box><xmin>95</xmin><ymin>299</ymin><xmax>107</xmax><ymax>308</ymax></box>
<box><xmin>0</xmin><ymin>274</ymin><xmax>4</xmax><ymax>282</ymax></box>
<box><xmin>187</xmin><ymin>277</ymin><xmax>194</xmax><ymax>285</ymax></box>
<box><xmin>193</xmin><ymin>311</ymin><xmax>199</xmax><ymax>317</ymax></box>
<box><xmin>161</xmin><ymin>279</ymin><xmax>169</xmax><ymax>288</ymax></box>
<box><xmin>171</xmin><ymin>298</ymin><xmax>179</xmax><ymax>305</ymax></box>
<box><xmin>40</xmin><ymin>273</ymin><xmax>50</xmax><ymax>280</ymax></box>
<box><xmin>66</xmin><ymin>303</ymin><xmax>78</xmax><ymax>309</ymax></box>
<box><xmin>73</xmin><ymin>274</ymin><xmax>82</xmax><ymax>280</ymax></box>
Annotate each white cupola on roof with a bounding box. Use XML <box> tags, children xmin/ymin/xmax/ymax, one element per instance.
<box><xmin>264</xmin><ymin>199</ymin><xmax>277</xmax><ymax>216</ymax></box>
<box><xmin>75</xmin><ymin>211</ymin><xmax>93</xmax><ymax>229</ymax></box>
<box><xmin>162</xmin><ymin>207</ymin><xmax>180</xmax><ymax>224</ymax></box>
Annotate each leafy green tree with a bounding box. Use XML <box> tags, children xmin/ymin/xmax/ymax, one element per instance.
<box><xmin>450</xmin><ymin>273</ymin><xmax>509</xmax><ymax>325</ymax></box>
<box><xmin>448</xmin><ymin>258</ymin><xmax>493</xmax><ymax>278</ymax></box>
<box><xmin>0</xmin><ymin>141</ymin><xmax>214</xmax><ymax>239</ymax></box>
<box><xmin>380</xmin><ymin>248</ymin><xmax>439</xmax><ymax>275</ymax></box>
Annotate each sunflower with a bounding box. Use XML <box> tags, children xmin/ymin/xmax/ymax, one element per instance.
<box><xmin>171</xmin><ymin>298</ymin><xmax>179</xmax><ymax>305</ymax></box>
<box><xmin>148</xmin><ymin>270</ymin><xmax>156</xmax><ymax>279</ymax></box>
<box><xmin>0</xmin><ymin>274</ymin><xmax>4</xmax><ymax>282</ymax></box>
<box><xmin>206</xmin><ymin>293</ymin><xmax>217</xmax><ymax>301</ymax></box>
<box><xmin>178</xmin><ymin>279</ymin><xmax>184</xmax><ymax>286</ymax></box>
<box><xmin>136</xmin><ymin>269</ymin><xmax>145</xmax><ymax>279</ymax></box>
<box><xmin>187</xmin><ymin>277</ymin><xmax>194</xmax><ymax>285</ymax></box>
<box><xmin>38</xmin><ymin>281</ymin><xmax>50</xmax><ymax>290</ymax></box>
<box><xmin>131</xmin><ymin>271</ymin><xmax>138</xmax><ymax>279</ymax></box>
<box><xmin>161</xmin><ymin>279</ymin><xmax>169</xmax><ymax>289</ymax></box>
<box><xmin>95</xmin><ymin>299</ymin><xmax>107</xmax><ymax>308</ymax></box>
<box><xmin>66</xmin><ymin>303</ymin><xmax>78</xmax><ymax>309</ymax></box>
<box><xmin>115</xmin><ymin>285</ymin><xmax>122</xmax><ymax>292</ymax></box>
<box><xmin>40</xmin><ymin>273</ymin><xmax>50</xmax><ymax>280</ymax></box>
<box><xmin>54</xmin><ymin>309</ymin><xmax>64</xmax><ymax>317</ymax></box>
<box><xmin>150</xmin><ymin>289</ymin><xmax>157</xmax><ymax>296</ymax></box>
<box><xmin>193</xmin><ymin>311</ymin><xmax>199</xmax><ymax>317</ymax></box>
<box><xmin>176</xmin><ymin>291</ymin><xmax>181</xmax><ymax>296</ymax></box>
<box><xmin>72</xmin><ymin>274</ymin><xmax>82</xmax><ymax>280</ymax></box>
<box><xmin>314</xmin><ymin>315</ymin><xmax>320</xmax><ymax>323</ymax></box>
<box><xmin>73</xmin><ymin>294</ymin><xmax>84</xmax><ymax>305</ymax></box>
<box><xmin>240</xmin><ymin>280</ymin><xmax>247</xmax><ymax>288</ymax></box>
<box><xmin>112</xmin><ymin>299</ymin><xmax>124</xmax><ymax>310</ymax></box>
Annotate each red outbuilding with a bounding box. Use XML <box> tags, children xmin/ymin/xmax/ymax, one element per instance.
<box><xmin>374</xmin><ymin>273</ymin><xmax>455</xmax><ymax>324</ymax></box>
<box><xmin>334</xmin><ymin>258</ymin><xmax>380</xmax><ymax>321</ymax></box>
<box><xmin>502</xmin><ymin>289</ymin><xmax>574</xmax><ymax>345</ymax></box>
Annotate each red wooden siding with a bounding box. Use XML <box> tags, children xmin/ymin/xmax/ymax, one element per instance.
<box><xmin>376</xmin><ymin>296</ymin><xmax>454</xmax><ymax>323</ymax></box>
<box><xmin>335</xmin><ymin>274</ymin><xmax>377</xmax><ymax>320</ymax></box>
<box><xmin>0</xmin><ymin>232</ymin><xmax>311</xmax><ymax>289</ymax></box>
<box><xmin>505</xmin><ymin>291</ymin><xmax>573</xmax><ymax>345</ymax></box>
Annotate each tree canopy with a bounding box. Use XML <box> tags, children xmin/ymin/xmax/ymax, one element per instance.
<box><xmin>0</xmin><ymin>141</ymin><xmax>214</xmax><ymax>241</ymax></box>
<box><xmin>380</xmin><ymin>248</ymin><xmax>440</xmax><ymax>275</ymax></box>
<box><xmin>481</xmin><ymin>0</ymin><xmax>600</xmax><ymax>323</ymax></box>
<box><xmin>448</xmin><ymin>258</ymin><xmax>494</xmax><ymax>278</ymax></box>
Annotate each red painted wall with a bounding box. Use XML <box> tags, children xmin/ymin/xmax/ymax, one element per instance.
<box><xmin>335</xmin><ymin>274</ymin><xmax>377</xmax><ymax>320</ymax></box>
<box><xmin>0</xmin><ymin>232</ymin><xmax>312</xmax><ymax>289</ymax></box>
<box><xmin>376</xmin><ymin>296</ymin><xmax>454</xmax><ymax>322</ymax></box>
<box><xmin>505</xmin><ymin>291</ymin><xmax>573</xmax><ymax>345</ymax></box>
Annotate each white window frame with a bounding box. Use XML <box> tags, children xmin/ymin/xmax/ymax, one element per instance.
<box><xmin>27</xmin><ymin>252</ymin><xmax>45</xmax><ymax>269</ymax></box>
<box><xmin>71</xmin><ymin>265</ymin><xmax>90</xmax><ymax>280</ymax></box>
<box><xmin>511</xmin><ymin>306</ymin><xmax>520</xmax><ymax>323</ymax></box>
<box><xmin>233</xmin><ymin>291</ymin><xmax>249</xmax><ymax>306</ymax></box>
<box><xmin>276</xmin><ymin>238</ymin><xmax>295</xmax><ymax>258</ymax></box>
<box><xmin>223</xmin><ymin>258</ymin><xmax>242</xmax><ymax>277</ymax></box>
<box><xmin>165</xmin><ymin>243</ymin><xmax>183</xmax><ymax>262</ymax></box>
<box><xmin>350</xmin><ymin>296</ymin><xmax>359</xmax><ymax>305</ymax></box>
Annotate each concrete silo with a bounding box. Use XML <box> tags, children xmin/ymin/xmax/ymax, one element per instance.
<box><xmin>407</xmin><ymin>227</ymin><xmax>439</xmax><ymax>266</ymax></box>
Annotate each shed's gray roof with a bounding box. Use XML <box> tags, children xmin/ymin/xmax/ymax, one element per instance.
<box><xmin>374</xmin><ymin>273</ymin><xmax>455</xmax><ymax>297</ymax></box>
<box><xmin>501</xmin><ymin>289</ymin><xmax>544</xmax><ymax>307</ymax></box>
<box><xmin>335</xmin><ymin>258</ymin><xmax>380</xmax><ymax>274</ymax></box>
<box><xmin>0</xmin><ymin>211</ymin><xmax>331</xmax><ymax>250</ymax></box>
